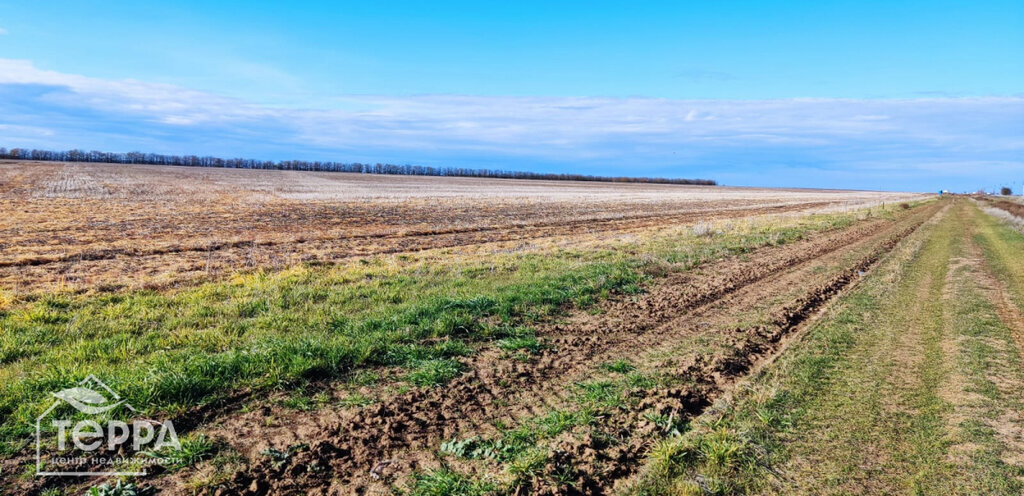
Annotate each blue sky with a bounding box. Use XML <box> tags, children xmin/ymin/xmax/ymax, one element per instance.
<box><xmin>1</xmin><ymin>1</ymin><xmax>1022</xmax><ymax>191</ymax></box>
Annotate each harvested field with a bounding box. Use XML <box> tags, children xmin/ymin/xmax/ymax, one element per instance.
<box><xmin>10</xmin><ymin>162</ymin><xmax>1022</xmax><ymax>496</ymax></box>
<box><xmin>0</xmin><ymin>160</ymin><xmax>923</xmax><ymax>294</ymax></box>
<box><xmin>2</xmin><ymin>0</ymin><xmax>1017</xmax><ymax>493</ymax></box>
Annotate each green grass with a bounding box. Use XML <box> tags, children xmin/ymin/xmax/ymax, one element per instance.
<box><xmin>632</xmin><ymin>200</ymin><xmax>1024</xmax><ymax>495</ymax></box>
<box><xmin>0</xmin><ymin>254</ymin><xmax>643</xmax><ymax>449</ymax></box>
<box><xmin>495</xmin><ymin>329</ymin><xmax>546</xmax><ymax>354</ymax></box>
<box><xmin>86</xmin><ymin>481</ymin><xmax>145</xmax><ymax>496</ymax></box>
<box><xmin>406</xmin><ymin>358</ymin><xmax>466</xmax><ymax>387</ymax></box>
<box><xmin>973</xmin><ymin>200</ymin><xmax>1024</xmax><ymax>316</ymax></box>
<box><xmin>0</xmin><ymin>204</ymin><xmax>910</xmax><ymax>453</ymax></box>
<box><xmin>601</xmin><ymin>359</ymin><xmax>636</xmax><ymax>374</ymax></box>
<box><xmin>146</xmin><ymin>433</ymin><xmax>217</xmax><ymax>471</ymax></box>
<box><xmin>408</xmin><ymin>467</ymin><xmax>499</xmax><ymax>496</ymax></box>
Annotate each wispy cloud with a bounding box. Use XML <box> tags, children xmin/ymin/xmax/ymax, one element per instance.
<box><xmin>0</xmin><ymin>28</ymin><xmax>8</xmax><ymax>35</ymax></box>
<box><xmin>0</xmin><ymin>58</ymin><xmax>1021</xmax><ymax>191</ymax></box>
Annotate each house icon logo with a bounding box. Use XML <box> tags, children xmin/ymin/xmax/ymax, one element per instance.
<box><xmin>35</xmin><ymin>375</ymin><xmax>180</xmax><ymax>477</ymax></box>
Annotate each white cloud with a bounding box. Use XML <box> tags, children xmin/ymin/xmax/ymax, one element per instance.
<box><xmin>0</xmin><ymin>123</ymin><xmax>54</xmax><ymax>137</ymax></box>
<box><xmin>0</xmin><ymin>57</ymin><xmax>1022</xmax><ymax>191</ymax></box>
<box><xmin>2</xmin><ymin>57</ymin><xmax>1020</xmax><ymax>152</ymax></box>
<box><xmin>0</xmin><ymin>59</ymin><xmax>274</xmax><ymax>125</ymax></box>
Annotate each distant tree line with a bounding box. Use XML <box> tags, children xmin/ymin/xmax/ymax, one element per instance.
<box><xmin>0</xmin><ymin>146</ymin><xmax>716</xmax><ymax>186</ymax></box>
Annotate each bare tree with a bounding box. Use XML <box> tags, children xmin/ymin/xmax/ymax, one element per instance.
<box><xmin>0</xmin><ymin>146</ymin><xmax>717</xmax><ymax>186</ymax></box>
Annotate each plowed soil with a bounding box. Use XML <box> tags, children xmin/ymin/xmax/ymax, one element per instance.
<box><xmin>991</xmin><ymin>199</ymin><xmax>1024</xmax><ymax>218</ymax></box>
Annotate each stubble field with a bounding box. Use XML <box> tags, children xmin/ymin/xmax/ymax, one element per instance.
<box><xmin>4</xmin><ymin>161</ymin><xmax>1023</xmax><ymax>496</ymax></box>
<box><xmin>0</xmin><ymin>160</ymin><xmax>916</xmax><ymax>294</ymax></box>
